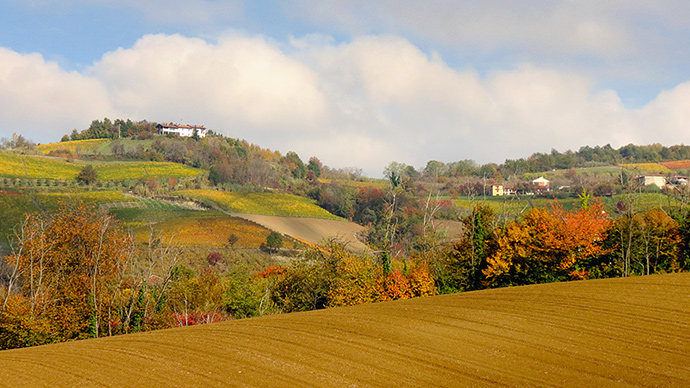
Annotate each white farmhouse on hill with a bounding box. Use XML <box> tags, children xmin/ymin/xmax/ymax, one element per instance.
<box><xmin>157</xmin><ymin>123</ymin><xmax>208</xmax><ymax>138</ymax></box>
<box><xmin>532</xmin><ymin>176</ymin><xmax>550</xmax><ymax>191</ymax></box>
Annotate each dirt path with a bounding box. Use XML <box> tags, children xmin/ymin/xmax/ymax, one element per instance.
<box><xmin>1</xmin><ymin>273</ymin><xmax>688</xmax><ymax>386</ymax></box>
<box><xmin>232</xmin><ymin>213</ymin><xmax>367</xmax><ymax>251</ymax></box>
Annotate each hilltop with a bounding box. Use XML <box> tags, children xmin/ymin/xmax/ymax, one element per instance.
<box><xmin>1</xmin><ymin>273</ymin><xmax>687</xmax><ymax>386</ymax></box>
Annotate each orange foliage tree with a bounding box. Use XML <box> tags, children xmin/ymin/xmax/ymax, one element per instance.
<box><xmin>484</xmin><ymin>201</ymin><xmax>611</xmax><ymax>287</ymax></box>
<box><xmin>1</xmin><ymin>205</ymin><xmax>135</xmax><ymax>347</ymax></box>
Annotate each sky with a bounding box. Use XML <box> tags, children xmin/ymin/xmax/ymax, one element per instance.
<box><xmin>1</xmin><ymin>0</ymin><xmax>690</xmax><ymax>177</ymax></box>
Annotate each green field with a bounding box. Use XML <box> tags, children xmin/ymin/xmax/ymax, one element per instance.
<box><xmin>177</xmin><ymin>189</ymin><xmax>343</xmax><ymax>220</ymax></box>
<box><xmin>451</xmin><ymin>192</ymin><xmax>684</xmax><ymax>217</ymax></box>
<box><xmin>0</xmin><ymin>273</ymin><xmax>687</xmax><ymax>386</ymax></box>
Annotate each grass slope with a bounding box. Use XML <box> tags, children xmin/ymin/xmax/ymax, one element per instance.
<box><xmin>1</xmin><ymin>273</ymin><xmax>687</xmax><ymax>386</ymax></box>
<box><xmin>178</xmin><ymin>189</ymin><xmax>342</xmax><ymax>220</ymax></box>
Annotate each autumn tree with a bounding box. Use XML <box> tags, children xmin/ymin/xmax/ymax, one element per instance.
<box><xmin>1</xmin><ymin>205</ymin><xmax>134</xmax><ymax>347</ymax></box>
<box><xmin>483</xmin><ymin>200</ymin><xmax>611</xmax><ymax>287</ymax></box>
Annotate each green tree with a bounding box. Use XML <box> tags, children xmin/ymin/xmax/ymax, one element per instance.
<box><xmin>76</xmin><ymin>165</ymin><xmax>98</xmax><ymax>185</ymax></box>
<box><xmin>266</xmin><ymin>232</ymin><xmax>283</xmax><ymax>253</ymax></box>
<box><xmin>284</xmin><ymin>151</ymin><xmax>306</xmax><ymax>179</ymax></box>
<box><xmin>307</xmin><ymin>157</ymin><xmax>322</xmax><ymax>177</ymax></box>
<box><xmin>227</xmin><ymin>233</ymin><xmax>239</xmax><ymax>249</ymax></box>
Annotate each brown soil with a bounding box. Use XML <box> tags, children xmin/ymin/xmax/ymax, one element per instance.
<box><xmin>1</xmin><ymin>273</ymin><xmax>688</xmax><ymax>387</ymax></box>
<box><xmin>234</xmin><ymin>213</ymin><xmax>367</xmax><ymax>251</ymax></box>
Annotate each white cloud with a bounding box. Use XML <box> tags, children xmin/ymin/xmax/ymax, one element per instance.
<box><xmin>285</xmin><ymin>0</ymin><xmax>635</xmax><ymax>58</ymax></box>
<box><xmin>2</xmin><ymin>33</ymin><xmax>690</xmax><ymax>177</ymax></box>
<box><xmin>0</xmin><ymin>47</ymin><xmax>115</xmax><ymax>142</ymax></box>
<box><xmin>90</xmin><ymin>33</ymin><xmax>328</xmax><ymax>134</ymax></box>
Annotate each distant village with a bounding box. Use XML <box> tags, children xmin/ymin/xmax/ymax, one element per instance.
<box><xmin>491</xmin><ymin>174</ymin><xmax>688</xmax><ymax>197</ymax></box>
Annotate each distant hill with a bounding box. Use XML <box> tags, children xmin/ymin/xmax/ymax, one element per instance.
<box><xmin>1</xmin><ymin>273</ymin><xmax>687</xmax><ymax>386</ymax></box>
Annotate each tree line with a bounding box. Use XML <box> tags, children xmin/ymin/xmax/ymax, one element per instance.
<box><xmin>2</xmin><ymin>188</ymin><xmax>688</xmax><ymax>350</ymax></box>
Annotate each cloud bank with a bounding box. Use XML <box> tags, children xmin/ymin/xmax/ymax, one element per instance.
<box><xmin>1</xmin><ymin>33</ymin><xmax>690</xmax><ymax>177</ymax></box>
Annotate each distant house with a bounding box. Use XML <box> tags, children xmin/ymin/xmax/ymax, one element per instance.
<box><xmin>532</xmin><ymin>176</ymin><xmax>550</xmax><ymax>191</ymax></box>
<box><xmin>669</xmin><ymin>176</ymin><xmax>688</xmax><ymax>186</ymax></box>
<box><xmin>491</xmin><ymin>184</ymin><xmax>515</xmax><ymax>196</ymax></box>
<box><xmin>636</xmin><ymin>175</ymin><xmax>667</xmax><ymax>188</ymax></box>
<box><xmin>157</xmin><ymin>123</ymin><xmax>207</xmax><ymax>138</ymax></box>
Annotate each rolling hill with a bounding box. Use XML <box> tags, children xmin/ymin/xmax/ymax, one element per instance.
<box><xmin>0</xmin><ymin>153</ymin><xmax>204</xmax><ymax>181</ymax></box>
<box><xmin>1</xmin><ymin>273</ymin><xmax>687</xmax><ymax>386</ymax></box>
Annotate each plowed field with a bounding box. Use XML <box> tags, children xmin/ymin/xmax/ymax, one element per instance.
<box><xmin>235</xmin><ymin>213</ymin><xmax>366</xmax><ymax>250</ymax></box>
<box><xmin>1</xmin><ymin>273</ymin><xmax>688</xmax><ymax>386</ymax></box>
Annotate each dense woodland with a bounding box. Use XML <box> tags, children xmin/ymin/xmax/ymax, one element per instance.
<box><xmin>1</xmin><ymin>119</ymin><xmax>690</xmax><ymax>349</ymax></box>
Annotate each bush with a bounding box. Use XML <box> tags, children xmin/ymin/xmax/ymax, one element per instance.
<box><xmin>76</xmin><ymin>165</ymin><xmax>98</xmax><ymax>185</ymax></box>
<box><xmin>207</xmin><ymin>252</ymin><xmax>223</xmax><ymax>266</ymax></box>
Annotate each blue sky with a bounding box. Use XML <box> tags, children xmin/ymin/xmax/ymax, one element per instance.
<box><xmin>2</xmin><ymin>0</ymin><xmax>690</xmax><ymax>176</ymax></box>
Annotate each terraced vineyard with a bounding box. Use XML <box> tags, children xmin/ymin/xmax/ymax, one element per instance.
<box><xmin>0</xmin><ymin>190</ymin><xmax>201</xmax><ymax>242</ymax></box>
<box><xmin>177</xmin><ymin>189</ymin><xmax>343</xmax><ymax>220</ymax></box>
<box><xmin>36</xmin><ymin>139</ymin><xmax>110</xmax><ymax>155</ymax></box>
<box><xmin>0</xmin><ymin>273</ymin><xmax>687</xmax><ymax>386</ymax></box>
<box><xmin>128</xmin><ymin>213</ymin><xmax>272</xmax><ymax>248</ymax></box>
<box><xmin>0</xmin><ymin>153</ymin><xmax>81</xmax><ymax>179</ymax></box>
<box><xmin>95</xmin><ymin>161</ymin><xmax>203</xmax><ymax>181</ymax></box>
<box><xmin>0</xmin><ymin>153</ymin><xmax>204</xmax><ymax>181</ymax></box>
<box><xmin>619</xmin><ymin>162</ymin><xmax>673</xmax><ymax>174</ymax></box>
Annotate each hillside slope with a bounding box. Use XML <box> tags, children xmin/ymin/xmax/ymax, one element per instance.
<box><xmin>235</xmin><ymin>213</ymin><xmax>366</xmax><ymax>250</ymax></box>
<box><xmin>1</xmin><ymin>273</ymin><xmax>688</xmax><ymax>386</ymax></box>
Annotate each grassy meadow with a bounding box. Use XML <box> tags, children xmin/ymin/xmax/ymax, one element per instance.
<box><xmin>0</xmin><ymin>272</ymin><xmax>687</xmax><ymax>386</ymax></box>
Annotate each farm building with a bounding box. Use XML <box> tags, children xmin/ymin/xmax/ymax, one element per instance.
<box><xmin>532</xmin><ymin>176</ymin><xmax>550</xmax><ymax>191</ymax></box>
<box><xmin>157</xmin><ymin>123</ymin><xmax>208</xmax><ymax>138</ymax></box>
<box><xmin>491</xmin><ymin>184</ymin><xmax>515</xmax><ymax>196</ymax></box>
<box><xmin>636</xmin><ymin>175</ymin><xmax>667</xmax><ymax>188</ymax></box>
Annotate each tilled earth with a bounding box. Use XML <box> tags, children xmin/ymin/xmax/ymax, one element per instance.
<box><xmin>1</xmin><ymin>273</ymin><xmax>688</xmax><ymax>387</ymax></box>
